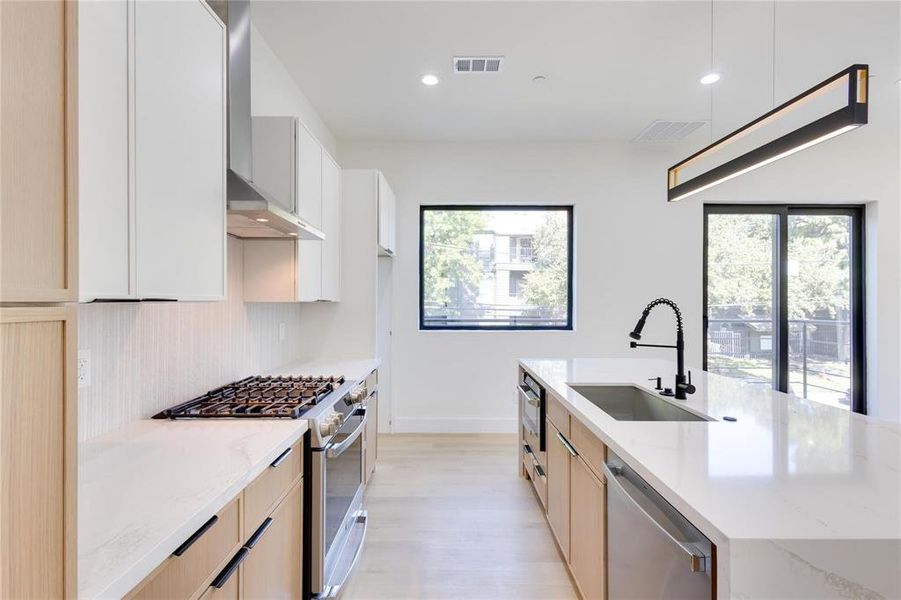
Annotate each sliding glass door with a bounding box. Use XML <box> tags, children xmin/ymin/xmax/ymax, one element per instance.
<box><xmin>704</xmin><ymin>205</ymin><xmax>865</xmax><ymax>413</ymax></box>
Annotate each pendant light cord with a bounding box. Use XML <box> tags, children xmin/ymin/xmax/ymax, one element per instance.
<box><xmin>772</xmin><ymin>0</ymin><xmax>777</xmax><ymax>107</ymax></box>
<box><xmin>709</xmin><ymin>0</ymin><xmax>715</xmax><ymax>143</ymax></box>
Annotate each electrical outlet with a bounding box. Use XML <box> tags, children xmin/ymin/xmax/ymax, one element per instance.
<box><xmin>278</xmin><ymin>322</ymin><xmax>287</xmax><ymax>342</ymax></box>
<box><xmin>77</xmin><ymin>350</ymin><xmax>91</xmax><ymax>388</ymax></box>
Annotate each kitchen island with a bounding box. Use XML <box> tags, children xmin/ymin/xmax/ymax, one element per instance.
<box><xmin>519</xmin><ymin>357</ymin><xmax>901</xmax><ymax>599</ymax></box>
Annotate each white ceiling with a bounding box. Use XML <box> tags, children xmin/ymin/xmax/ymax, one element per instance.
<box><xmin>252</xmin><ymin>1</ymin><xmax>900</xmax><ymax>143</ymax></box>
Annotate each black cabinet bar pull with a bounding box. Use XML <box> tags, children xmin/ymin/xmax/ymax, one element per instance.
<box><xmin>172</xmin><ymin>515</ymin><xmax>218</xmax><ymax>557</ymax></box>
<box><xmin>211</xmin><ymin>547</ymin><xmax>249</xmax><ymax>589</ymax></box>
<box><xmin>245</xmin><ymin>517</ymin><xmax>274</xmax><ymax>549</ymax></box>
<box><xmin>270</xmin><ymin>446</ymin><xmax>293</xmax><ymax>468</ymax></box>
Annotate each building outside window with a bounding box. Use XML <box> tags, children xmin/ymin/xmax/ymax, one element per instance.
<box><xmin>420</xmin><ymin>206</ymin><xmax>573</xmax><ymax>330</ymax></box>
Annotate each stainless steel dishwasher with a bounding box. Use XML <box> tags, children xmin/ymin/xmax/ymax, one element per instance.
<box><xmin>604</xmin><ymin>450</ymin><xmax>713</xmax><ymax>600</ymax></box>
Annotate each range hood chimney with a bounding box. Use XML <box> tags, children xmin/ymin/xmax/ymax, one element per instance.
<box><xmin>224</xmin><ymin>0</ymin><xmax>324</xmax><ymax>240</ymax></box>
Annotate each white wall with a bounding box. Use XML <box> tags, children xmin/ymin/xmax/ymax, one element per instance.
<box><xmin>250</xmin><ymin>22</ymin><xmax>337</xmax><ymax>156</ymax></box>
<box><xmin>78</xmin><ymin>237</ymin><xmax>305</xmax><ymax>441</ymax></box>
<box><xmin>339</xmin><ymin>129</ymin><xmax>900</xmax><ymax>429</ymax></box>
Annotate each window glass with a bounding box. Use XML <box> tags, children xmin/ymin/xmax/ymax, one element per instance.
<box><xmin>421</xmin><ymin>207</ymin><xmax>573</xmax><ymax>330</ymax></box>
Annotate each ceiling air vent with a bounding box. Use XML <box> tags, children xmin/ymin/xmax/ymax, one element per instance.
<box><xmin>632</xmin><ymin>120</ymin><xmax>706</xmax><ymax>143</ymax></box>
<box><xmin>454</xmin><ymin>56</ymin><xmax>504</xmax><ymax>74</ymax></box>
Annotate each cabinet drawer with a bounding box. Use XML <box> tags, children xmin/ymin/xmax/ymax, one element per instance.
<box><xmin>547</xmin><ymin>394</ymin><xmax>570</xmax><ymax>436</ymax></box>
<box><xmin>129</xmin><ymin>497</ymin><xmax>241</xmax><ymax>600</ymax></box>
<box><xmin>571</xmin><ymin>418</ymin><xmax>606</xmax><ymax>480</ymax></box>
<box><xmin>197</xmin><ymin>568</ymin><xmax>238</xmax><ymax>600</ymax></box>
<box><xmin>522</xmin><ymin>424</ymin><xmax>545</xmax><ymax>471</ymax></box>
<box><xmin>244</xmin><ymin>439</ymin><xmax>303</xmax><ymax>533</ymax></box>
<box><xmin>530</xmin><ymin>455</ymin><xmax>548</xmax><ymax>509</ymax></box>
<box><xmin>521</xmin><ymin>441</ymin><xmax>532</xmax><ymax>472</ymax></box>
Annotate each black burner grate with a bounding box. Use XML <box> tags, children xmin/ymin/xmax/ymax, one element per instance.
<box><xmin>153</xmin><ymin>375</ymin><xmax>345</xmax><ymax>419</ymax></box>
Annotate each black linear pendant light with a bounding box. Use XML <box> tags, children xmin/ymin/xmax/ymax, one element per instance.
<box><xmin>667</xmin><ymin>64</ymin><xmax>868</xmax><ymax>202</ymax></box>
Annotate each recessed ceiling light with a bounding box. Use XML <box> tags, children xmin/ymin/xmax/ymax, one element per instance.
<box><xmin>421</xmin><ymin>74</ymin><xmax>439</xmax><ymax>86</ymax></box>
<box><xmin>255</xmin><ymin>218</ymin><xmax>269</xmax><ymax>223</ymax></box>
<box><xmin>700</xmin><ymin>73</ymin><xmax>721</xmax><ymax>85</ymax></box>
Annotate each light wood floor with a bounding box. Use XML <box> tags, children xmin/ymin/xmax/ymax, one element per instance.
<box><xmin>341</xmin><ymin>434</ymin><xmax>578</xmax><ymax>600</ymax></box>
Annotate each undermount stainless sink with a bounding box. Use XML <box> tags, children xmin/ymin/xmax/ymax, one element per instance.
<box><xmin>568</xmin><ymin>385</ymin><xmax>712</xmax><ymax>422</ymax></box>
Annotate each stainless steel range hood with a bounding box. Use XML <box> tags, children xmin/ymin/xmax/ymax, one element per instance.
<box><xmin>224</xmin><ymin>0</ymin><xmax>324</xmax><ymax>240</ymax></box>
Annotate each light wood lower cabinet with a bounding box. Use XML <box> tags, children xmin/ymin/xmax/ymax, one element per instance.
<box><xmin>0</xmin><ymin>307</ymin><xmax>77</xmax><ymax>598</ymax></box>
<box><xmin>364</xmin><ymin>391</ymin><xmax>378</xmax><ymax>483</ymax></box>
<box><xmin>199</xmin><ymin>570</ymin><xmax>238</xmax><ymax>600</ymax></box>
<box><xmin>570</xmin><ymin>456</ymin><xmax>606</xmax><ymax>600</ymax></box>
<box><xmin>127</xmin><ymin>436</ymin><xmax>305</xmax><ymax>600</ymax></box>
<box><xmin>241</xmin><ymin>480</ymin><xmax>303</xmax><ymax>599</ymax></box>
<box><xmin>128</xmin><ymin>497</ymin><xmax>242</xmax><ymax>600</ymax></box>
<box><xmin>546</xmin><ymin>419</ymin><xmax>571</xmax><ymax>561</ymax></box>
<box><xmin>244</xmin><ymin>440</ymin><xmax>303</xmax><ymax>532</ymax></box>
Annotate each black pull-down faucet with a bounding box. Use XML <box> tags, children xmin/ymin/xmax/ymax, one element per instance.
<box><xmin>628</xmin><ymin>298</ymin><xmax>696</xmax><ymax>400</ymax></box>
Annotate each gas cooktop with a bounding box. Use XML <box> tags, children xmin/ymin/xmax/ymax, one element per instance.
<box><xmin>153</xmin><ymin>375</ymin><xmax>346</xmax><ymax>419</ymax></box>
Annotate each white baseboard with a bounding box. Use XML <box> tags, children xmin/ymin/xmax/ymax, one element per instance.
<box><xmin>391</xmin><ymin>417</ymin><xmax>516</xmax><ymax>434</ymax></box>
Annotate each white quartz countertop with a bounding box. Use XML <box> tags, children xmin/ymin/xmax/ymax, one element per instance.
<box><xmin>520</xmin><ymin>357</ymin><xmax>901</xmax><ymax>598</ymax></box>
<box><xmin>78</xmin><ymin>358</ymin><xmax>378</xmax><ymax>599</ymax></box>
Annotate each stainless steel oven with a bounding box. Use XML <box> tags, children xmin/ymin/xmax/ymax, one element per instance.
<box><xmin>519</xmin><ymin>371</ymin><xmax>546</xmax><ymax>451</ymax></box>
<box><xmin>311</xmin><ymin>384</ymin><xmax>369</xmax><ymax>598</ymax></box>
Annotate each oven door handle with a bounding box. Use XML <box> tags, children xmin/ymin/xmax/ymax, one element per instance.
<box><xmin>518</xmin><ymin>385</ymin><xmax>540</xmax><ymax>408</ymax></box>
<box><xmin>325</xmin><ymin>409</ymin><xmax>368</xmax><ymax>458</ymax></box>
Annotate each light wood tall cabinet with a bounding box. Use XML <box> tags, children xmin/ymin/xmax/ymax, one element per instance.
<box><xmin>0</xmin><ymin>307</ymin><xmax>77</xmax><ymax>599</ymax></box>
<box><xmin>244</xmin><ymin>118</ymin><xmax>341</xmax><ymax>303</ymax></box>
<box><xmin>0</xmin><ymin>1</ymin><xmax>78</xmax><ymax>596</ymax></box>
<box><xmin>0</xmin><ymin>0</ymin><xmax>78</xmax><ymax>303</ymax></box>
<box><xmin>78</xmin><ymin>0</ymin><xmax>227</xmax><ymax>301</ymax></box>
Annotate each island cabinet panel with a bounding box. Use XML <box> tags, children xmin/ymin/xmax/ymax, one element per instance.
<box><xmin>570</xmin><ymin>456</ymin><xmax>606</xmax><ymax>600</ymax></box>
<box><xmin>0</xmin><ymin>307</ymin><xmax>76</xmax><ymax>599</ymax></box>
<box><xmin>547</xmin><ymin>395</ymin><xmax>570</xmax><ymax>436</ymax></box>
<box><xmin>546</xmin><ymin>419</ymin><xmax>571</xmax><ymax>561</ymax></box>
<box><xmin>241</xmin><ymin>480</ymin><xmax>303</xmax><ymax>600</ymax></box>
<box><xmin>128</xmin><ymin>496</ymin><xmax>242</xmax><ymax>600</ymax></box>
<box><xmin>0</xmin><ymin>0</ymin><xmax>78</xmax><ymax>302</ymax></box>
<box><xmin>571</xmin><ymin>417</ymin><xmax>606</xmax><ymax>480</ymax></box>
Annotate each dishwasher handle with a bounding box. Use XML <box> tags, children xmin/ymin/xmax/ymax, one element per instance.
<box><xmin>603</xmin><ymin>461</ymin><xmax>709</xmax><ymax>573</ymax></box>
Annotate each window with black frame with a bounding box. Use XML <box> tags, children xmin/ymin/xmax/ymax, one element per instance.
<box><xmin>703</xmin><ymin>204</ymin><xmax>866</xmax><ymax>413</ymax></box>
<box><xmin>420</xmin><ymin>205</ymin><xmax>573</xmax><ymax>330</ymax></box>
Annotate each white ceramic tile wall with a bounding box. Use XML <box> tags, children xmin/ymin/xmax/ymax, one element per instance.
<box><xmin>78</xmin><ymin>236</ymin><xmax>303</xmax><ymax>441</ymax></box>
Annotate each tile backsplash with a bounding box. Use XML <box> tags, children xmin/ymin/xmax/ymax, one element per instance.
<box><xmin>78</xmin><ymin>237</ymin><xmax>303</xmax><ymax>441</ymax></box>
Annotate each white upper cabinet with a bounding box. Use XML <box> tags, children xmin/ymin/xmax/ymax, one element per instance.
<box><xmin>377</xmin><ymin>173</ymin><xmax>396</xmax><ymax>256</ymax></box>
<box><xmin>243</xmin><ymin>120</ymin><xmax>340</xmax><ymax>303</ymax></box>
<box><xmin>320</xmin><ymin>153</ymin><xmax>342</xmax><ymax>301</ymax></box>
<box><xmin>78</xmin><ymin>0</ymin><xmax>226</xmax><ymax>301</ymax></box>
<box><xmin>78</xmin><ymin>0</ymin><xmax>130</xmax><ymax>300</ymax></box>
<box><xmin>297</xmin><ymin>124</ymin><xmax>323</xmax><ymax>228</ymax></box>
